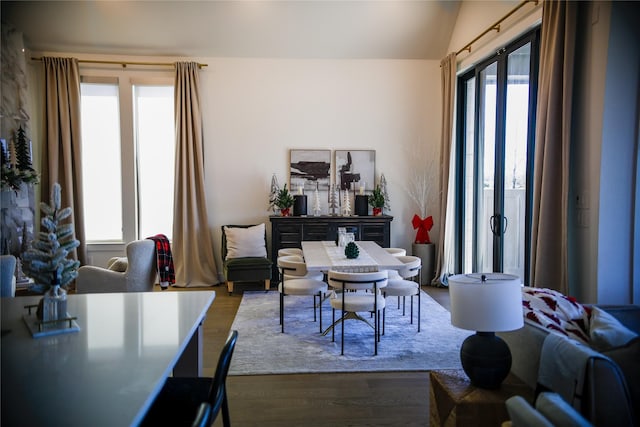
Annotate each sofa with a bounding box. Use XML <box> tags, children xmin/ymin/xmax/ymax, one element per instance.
<box><xmin>498</xmin><ymin>287</ymin><xmax>640</xmax><ymax>427</ymax></box>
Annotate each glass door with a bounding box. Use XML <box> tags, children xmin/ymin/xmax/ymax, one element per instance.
<box><xmin>456</xmin><ymin>30</ymin><xmax>539</xmax><ymax>283</ymax></box>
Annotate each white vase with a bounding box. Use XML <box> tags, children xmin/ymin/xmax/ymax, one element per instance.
<box><xmin>41</xmin><ymin>284</ymin><xmax>68</xmax><ymax>322</ymax></box>
<box><xmin>412</xmin><ymin>243</ymin><xmax>435</xmax><ymax>286</ymax></box>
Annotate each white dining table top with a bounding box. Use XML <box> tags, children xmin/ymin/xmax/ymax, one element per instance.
<box><xmin>1</xmin><ymin>290</ymin><xmax>215</xmax><ymax>427</ymax></box>
<box><xmin>301</xmin><ymin>241</ymin><xmax>404</xmax><ymax>272</ymax></box>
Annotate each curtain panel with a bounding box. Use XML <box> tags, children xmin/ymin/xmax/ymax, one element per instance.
<box><xmin>172</xmin><ymin>62</ymin><xmax>218</xmax><ymax>286</ymax></box>
<box><xmin>433</xmin><ymin>52</ymin><xmax>457</xmax><ymax>285</ymax></box>
<box><xmin>42</xmin><ymin>57</ymin><xmax>86</xmax><ymax>264</ymax></box>
<box><xmin>530</xmin><ymin>1</ymin><xmax>578</xmax><ymax>294</ymax></box>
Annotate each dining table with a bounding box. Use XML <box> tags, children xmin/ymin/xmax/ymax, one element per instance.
<box><xmin>301</xmin><ymin>240</ymin><xmax>405</xmax><ymax>273</ymax></box>
<box><xmin>1</xmin><ymin>290</ymin><xmax>215</xmax><ymax>427</ymax></box>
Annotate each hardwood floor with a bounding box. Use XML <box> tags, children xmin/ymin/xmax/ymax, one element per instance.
<box><xmin>175</xmin><ymin>282</ymin><xmax>451</xmax><ymax>426</ymax></box>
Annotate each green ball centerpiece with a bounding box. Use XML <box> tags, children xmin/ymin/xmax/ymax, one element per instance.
<box><xmin>344</xmin><ymin>241</ymin><xmax>359</xmax><ymax>259</ymax></box>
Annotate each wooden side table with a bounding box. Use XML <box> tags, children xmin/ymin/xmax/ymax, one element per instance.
<box><xmin>429</xmin><ymin>369</ymin><xmax>534</xmax><ymax>427</ymax></box>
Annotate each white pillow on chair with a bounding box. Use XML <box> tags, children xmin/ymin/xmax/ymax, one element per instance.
<box><xmin>224</xmin><ymin>224</ymin><xmax>267</xmax><ymax>260</ymax></box>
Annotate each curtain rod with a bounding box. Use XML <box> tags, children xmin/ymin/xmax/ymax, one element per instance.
<box><xmin>31</xmin><ymin>57</ymin><xmax>208</xmax><ymax>69</ymax></box>
<box><xmin>455</xmin><ymin>0</ymin><xmax>539</xmax><ymax>56</ymax></box>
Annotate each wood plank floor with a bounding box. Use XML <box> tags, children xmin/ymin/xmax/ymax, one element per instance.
<box><xmin>170</xmin><ymin>282</ymin><xmax>451</xmax><ymax>427</ymax></box>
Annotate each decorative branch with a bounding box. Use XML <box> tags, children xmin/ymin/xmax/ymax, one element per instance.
<box><xmin>403</xmin><ymin>143</ymin><xmax>437</xmax><ymax>219</ymax></box>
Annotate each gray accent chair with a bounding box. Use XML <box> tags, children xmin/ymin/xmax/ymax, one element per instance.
<box><xmin>221</xmin><ymin>224</ymin><xmax>272</xmax><ymax>295</ymax></box>
<box><xmin>0</xmin><ymin>255</ymin><xmax>17</xmax><ymax>297</ymax></box>
<box><xmin>76</xmin><ymin>240</ymin><xmax>157</xmax><ymax>293</ymax></box>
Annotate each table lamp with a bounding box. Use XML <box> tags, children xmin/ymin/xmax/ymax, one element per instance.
<box><xmin>448</xmin><ymin>273</ymin><xmax>523</xmax><ymax>389</ymax></box>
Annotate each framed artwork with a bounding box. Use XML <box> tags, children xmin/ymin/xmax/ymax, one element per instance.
<box><xmin>335</xmin><ymin>150</ymin><xmax>375</xmax><ymax>192</ymax></box>
<box><xmin>289</xmin><ymin>149</ymin><xmax>331</xmax><ymax>193</ymax></box>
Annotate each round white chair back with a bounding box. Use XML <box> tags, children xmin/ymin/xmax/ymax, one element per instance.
<box><xmin>384</xmin><ymin>247</ymin><xmax>406</xmax><ymax>257</ymax></box>
<box><xmin>327</xmin><ymin>270</ymin><xmax>388</xmax><ymax>291</ymax></box>
<box><xmin>277</xmin><ymin>255</ymin><xmax>309</xmax><ymax>277</ymax></box>
<box><xmin>278</xmin><ymin>248</ymin><xmax>303</xmax><ymax>258</ymax></box>
<box><xmin>395</xmin><ymin>255</ymin><xmax>421</xmax><ymax>279</ymax></box>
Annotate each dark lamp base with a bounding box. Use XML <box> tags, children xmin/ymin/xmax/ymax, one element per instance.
<box><xmin>460</xmin><ymin>331</ymin><xmax>512</xmax><ymax>389</ymax></box>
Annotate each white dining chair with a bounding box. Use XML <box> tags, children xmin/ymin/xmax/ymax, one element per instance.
<box><xmin>277</xmin><ymin>255</ymin><xmax>328</xmax><ymax>333</ymax></box>
<box><xmin>384</xmin><ymin>247</ymin><xmax>406</xmax><ymax>257</ymax></box>
<box><xmin>327</xmin><ymin>270</ymin><xmax>388</xmax><ymax>355</ymax></box>
<box><xmin>278</xmin><ymin>248</ymin><xmax>304</xmax><ymax>258</ymax></box>
<box><xmin>383</xmin><ymin>255</ymin><xmax>422</xmax><ymax>333</ymax></box>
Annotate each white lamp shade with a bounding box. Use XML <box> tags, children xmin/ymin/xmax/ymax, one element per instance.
<box><xmin>448</xmin><ymin>273</ymin><xmax>524</xmax><ymax>332</ymax></box>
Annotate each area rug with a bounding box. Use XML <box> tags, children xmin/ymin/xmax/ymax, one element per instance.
<box><xmin>228</xmin><ymin>290</ymin><xmax>472</xmax><ymax>375</ymax></box>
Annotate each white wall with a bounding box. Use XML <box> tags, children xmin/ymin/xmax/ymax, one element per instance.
<box><xmin>570</xmin><ymin>2</ymin><xmax>610</xmax><ymax>303</ymax></box>
<box><xmin>596</xmin><ymin>1</ymin><xmax>640</xmax><ymax>304</ymax></box>
<box><xmin>447</xmin><ymin>0</ymin><xmax>541</xmax><ymax>73</ymax></box>
<box><xmin>199</xmin><ymin>58</ymin><xmax>441</xmax><ymax>273</ymax></box>
<box><xmin>26</xmin><ymin>54</ymin><xmax>442</xmax><ymax>273</ymax></box>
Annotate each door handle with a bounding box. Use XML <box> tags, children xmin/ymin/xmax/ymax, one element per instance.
<box><xmin>489</xmin><ymin>215</ymin><xmax>508</xmax><ymax>236</ymax></box>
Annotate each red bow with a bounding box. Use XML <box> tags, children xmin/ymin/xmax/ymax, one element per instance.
<box><xmin>412</xmin><ymin>214</ymin><xmax>433</xmax><ymax>244</ymax></box>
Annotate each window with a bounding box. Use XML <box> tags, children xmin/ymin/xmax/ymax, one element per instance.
<box><xmin>455</xmin><ymin>29</ymin><xmax>539</xmax><ymax>284</ymax></box>
<box><xmin>80</xmin><ymin>76</ymin><xmax>174</xmax><ymax>243</ymax></box>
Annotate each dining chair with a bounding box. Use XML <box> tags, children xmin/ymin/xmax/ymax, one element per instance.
<box><xmin>278</xmin><ymin>255</ymin><xmax>323</xmax><ymax>282</ymax></box>
<box><xmin>327</xmin><ymin>270</ymin><xmax>388</xmax><ymax>355</ymax></box>
<box><xmin>141</xmin><ymin>330</ymin><xmax>239</xmax><ymax>427</ymax></box>
<box><xmin>277</xmin><ymin>255</ymin><xmax>328</xmax><ymax>333</ymax></box>
<box><xmin>384</xmin><ymin>247</ymin><xmax>406</xmax><ymax>257</ymax></box>
<box><xmin>383</xmin><ymin>255</ymin><xmax>422</xmax><ymax>333</ymax></box>
<box><xmin>278</xmin><ymin>247</ymin><xmax>304</xmax><ymax>258</ymax></box>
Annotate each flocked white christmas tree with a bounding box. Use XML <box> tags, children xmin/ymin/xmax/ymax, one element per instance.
<box><xmin>341</xmin><ymin>191</ymin><xmax>351</xmax><ymax>216</ymax></box>
<box><xmin>22</xmin><ymin>183</ymin><xmax>80</xmax><ymax>292</ymax></box>
<box><xmin>268</xmin><ymin>173</ymin><xmax>280</xmax><ymax>214</ymax></box>
<box><xmin>328</xmin><ymin>184</ymin><xmax>339</xmax><ymax>215</ymax></box>
<box><xmin>379</xmin><ymin>173</ymin><xmax>391</xmax><ymax>211</ymax></box>
<box><xmin>313</xmin><ymin>183</ymin><xmax>322</xmax><ymax>216</ymax></box>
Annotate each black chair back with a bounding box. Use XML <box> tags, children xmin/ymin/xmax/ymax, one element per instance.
<box><xmin>206</xmin><ymin>330</ymin><xmax>239</xmax><ymax>427</ymax></box>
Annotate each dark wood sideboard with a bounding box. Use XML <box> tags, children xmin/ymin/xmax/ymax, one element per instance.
<box><xmin>269</xmin><ymin>215</ymin><xmax>393</xmax><ymax>283</ymax></box>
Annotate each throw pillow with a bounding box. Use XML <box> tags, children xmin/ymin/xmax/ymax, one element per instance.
<box><xmin>589</xmin><ymin>306</ymin><xmax>638</xmax><ymax>351</ymax></box>
<box><xmin>224</xmin><ymin>224</ymin><xmax>267</xmax><ymax>260</ymax></box>
<box><xmin>107</xmin><ymin>257</ymin><xmax>128</xmax><ymax>272</ymax></box>
<box><xmin>522</xmin><ymin>287</ymin><xmax>590</xmax><ymax>344</ymax></box>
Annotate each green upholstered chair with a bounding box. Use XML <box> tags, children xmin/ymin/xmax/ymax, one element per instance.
<box><xmin>222</xmin><ymin>224</ymin><xmax>272</xmax><ymax>295</ymax></box>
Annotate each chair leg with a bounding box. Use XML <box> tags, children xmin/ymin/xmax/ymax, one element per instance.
<box><xmin>280</xmin><ymin>292</ymin><xmax>284</xmax><ymax>333</ymax></box>
<box><xmin>374</xmin><ymin>309</ymin><xmax>378</xmax><ymax>356</ymax></box>
<box><xmin>226</xmin><ymin>281</ymin><xmax>234</xmax><ymax>295</ymax></box>
<box><xmin>410</xmin><ymin>295</ymin><xmax>414</xmax><ymax>324</ymax></box>
<box><xmin>382</xmin><ymin>307</ymin><xmax>386</xmax><ymax>336</ymax></box>
<box><xmin>332</xmin><ymin>308</ymin><xmax>336</xmax><ymax>342</ymax></box>
<box><xmin>317</xmin><ymin>292</ymin><xmax>323</xmax><ymax>333</ymax></box>
<box><xmin>417</xmin><ymin>289</ymin><xmax>421</xmax><ymax>332</ymax></box>
<box><xmin>264</xmin><ymin>279</ymin><xmax>270</xmax><ymax>292</ymax></box>
<box><xmin>222</xmin><ymin>391</ymin><xmax>230</xmax><ymax>427</ymax></box>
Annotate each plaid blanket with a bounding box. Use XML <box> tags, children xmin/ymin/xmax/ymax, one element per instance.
<box><xmin>146</xmin><ymin>234</ymin><xmax>175</xmax><ymax>289</ymax></box>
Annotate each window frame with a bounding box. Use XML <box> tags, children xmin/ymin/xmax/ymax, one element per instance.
<box><xmin>80</xmin><ymin>68</ymin><xmax>174</xmax><ymax>252</ymax></box>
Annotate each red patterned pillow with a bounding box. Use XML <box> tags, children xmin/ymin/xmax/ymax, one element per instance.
<box><xmin>521</xmin><ymin>287</ymin><xmax>590</xmax><ymax>344</ymax></box>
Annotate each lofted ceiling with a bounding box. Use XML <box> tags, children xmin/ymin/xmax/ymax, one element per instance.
<box><xmin>1</xmin><ymin>1</ymin><xmax>462</xmax><ymax>60</ymax></box>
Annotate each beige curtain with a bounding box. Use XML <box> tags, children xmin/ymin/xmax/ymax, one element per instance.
<box><xmin>433</xmin><ymin>52</ymin><xmax>457</xmax><ymax>285</ymax></box>
<box><xmin>530</xmin><ymin>1</ymin><xmax>578</xmax><ymax>293</ymax></box>
<box><xmin>42</xmin><ymin>57</ymin><xmax>86</xmax><ymax>265</ymax></box>
<box><xmin>172</xmin><ymin>62</ymin><xmax>218</xmax><ymax>287</ymax></box>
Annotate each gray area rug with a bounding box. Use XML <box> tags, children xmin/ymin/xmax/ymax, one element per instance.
<box><xmin>229</xmin><ymin>290</ymin><xmax>472</xmax><ymax>375</ymax></box>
